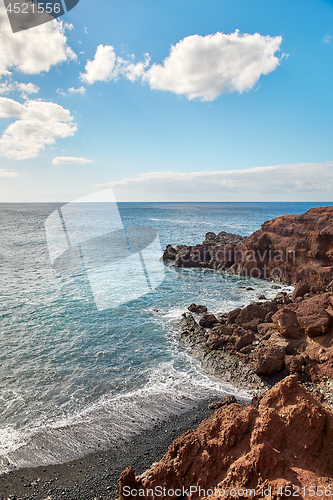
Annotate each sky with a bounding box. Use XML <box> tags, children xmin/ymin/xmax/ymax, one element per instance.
<box><xmin>0</xmin><ymin>0</ymin><xmax>333</xmax><ymax>202</ymax></box>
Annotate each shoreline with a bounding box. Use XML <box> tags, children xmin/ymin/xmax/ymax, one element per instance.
<box><xmin>0</xmin><ymin>396</ymin><xmax>249</xmax><ymax>500</ymax></box>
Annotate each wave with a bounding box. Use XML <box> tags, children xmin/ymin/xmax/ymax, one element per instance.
<box><xmin>0</xmin><ymin>361</ymin><xmax>249</xmax><ymax>473</ymax></box>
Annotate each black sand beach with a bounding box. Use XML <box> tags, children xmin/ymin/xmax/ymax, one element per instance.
<box><xmin>0</xmin><ymin>396</ymin><xmax>248</xmax><ymax>500</ymax></box>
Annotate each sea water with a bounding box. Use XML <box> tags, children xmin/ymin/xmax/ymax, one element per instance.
<box><xmin>0</xmin><ymin>202</ymin><xmax>329</xmax><ymax>471</ymax></box>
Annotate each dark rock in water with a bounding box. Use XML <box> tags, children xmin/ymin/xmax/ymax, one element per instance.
<box><xmin>178</xmin><ymin>313</ymin><xmax>267</xmax><ymax>394</ymax></box>
<box><xmin>199</xmin><ymin>314</ymin><xmax>218</xmax><ymax>328</ymax></box>
<box><xmin>258</xmin><ymin>294</ymin><xmax>266</xmax><ymax>300</ymax></box>
<box><xmin>271</xmin><ymin>285</ymin><xmax>282</xmax><ymax>289</ymax></box>
<box><xmin>246</xmin><ymin>287</ymin><xmax>254</xmax><ymax>291</ymax></box>
<box><xmin>162</xmin><ymin>244</ymin><xmax>177</xmax><ymax>261</ymax></box>
<box><xmin>188</xmin><ymin>303</ymin><xmax>208</xmax><ymax>314</ymax></box>
<box><xmin>227</xmin><ymin>307</ymin><xmax>242</xmax><ymax>324</ymax></box>
<box><xmin>208</xmin><ymin>395</ymin><xmax>237</xmax><ymax>410</ymax></box>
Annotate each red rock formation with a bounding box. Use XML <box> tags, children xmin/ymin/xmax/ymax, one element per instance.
<box><xmin>119</xmin><ymin>376</ymin><xmax>333</xmax><ymax>500</ymax></box>
<box><xmin>233</xmin><ymin>206</ymin><xmax>333</xmax><ymax>286</ymax></box>
<box><xmin>166</xmin><ymin>207</ymin><xmax>333</xmax><ymax>287</ymax></box>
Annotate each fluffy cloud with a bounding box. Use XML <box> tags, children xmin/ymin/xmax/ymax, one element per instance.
<box><xmin>0</xmin><ymin>81</ymin><xmax>39</xmax><ymax>98</ymax></box>
<box><xmin>95</xmin><ymin>162</ymin><xmax>333</xmax><ymax>202</ymax></box>
<box><xmin>80</xmin><ymin>45</ymin><xmax>150</xmax><ymax>84</ymax></box>
<box><xmin>0</xmin><ymin>2</ymin><xmax>76</xmax><ymax>77</ymax></box>
<box><xmin>52</xmin><ymin>156</ymin><xmax>92</xmax><ymax>164</ymax></box>
<box><xmin>80</xmin><ymin>45</ymin><xmax>117</xmax><ymax>84</ymax></box>
<box><xmin>17</xmin><ymin>82</ymin><xmax>39</xmax><ymax>98</ymax></box>
<box><xmin>82</xmin><ymin>31</ymin><xmax>283</xmax><ymax>100</ymax></box>
<box><xmin>0</xmin><ymin>97</ymin><xmax>77</xmax><ymax>160</ymax></box>
<box><xmin>0</xmin><ymin>169</ymin><xmax>18</xmax><ymax>177</ymax></box>
<box><xmin>145</xmin><ymin>31</ymin><xmax>283</xmax><ymax>100</ymax></box>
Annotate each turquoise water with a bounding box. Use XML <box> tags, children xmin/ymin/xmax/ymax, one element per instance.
<box><xmin>0</xmin><ymin>202</ymin><xmax>330</xmax><ymax>471</ymax></box>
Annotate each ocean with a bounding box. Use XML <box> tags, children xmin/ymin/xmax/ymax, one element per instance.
<box><xmin>0</xmin><ymin>201</ymin><xmax>330</xmax><ymax>472</ymax></box>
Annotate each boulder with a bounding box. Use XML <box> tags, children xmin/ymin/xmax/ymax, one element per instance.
<box><xmin>291</xmin><ymin>282</ymin><xmax>310</xmax><ymax>300</ymax></box>
<box><xmin>199</xmin><ymin>314</ymin><xmax>218</xmax><ymax>328</ymax></box>
<box><xmin>234</xmin><ymin>303</ymin><xmax>266</xmax><ymax>326</ymax></box>
<box><xmin>235</xmin><ymin>331</ymin><xmax>255</xmax><ymax>351</ymax></box>
<box><xmin>188</xmin><ymin>303</ymin><xmax>208</xmax><ymax>314</ymax></box>
<box><xmin>272</xmin><ymin>307</ymin><xmax>304</xmax><ymax>339</ymax></box>
<box><xmin>296</xmin><ymin>294</ymin><xmax>332</xmax><ymax>337</ymax></box>
<box><xmin>227</xmin><ymin>308</ymin><xmax>242</xmax><ymax>324</ymax></box>
<box><xmin>253</xmin><ymin>345</ymin><xmax>286</xmax><ymax>375</ymax></box>
<box><xmin>206</xmin><ymin>333</ymin><xmax>229</xmax><ymax>350</ymax></box>
<box><xmin>285</xmin><ymin>354</ymin><xmax>304</xmax><ymax>373</ymax></box>
<box><xmin>257</xmin><ymin>322</ymin><xmax>277</xmax><ymax>336</ymax></box>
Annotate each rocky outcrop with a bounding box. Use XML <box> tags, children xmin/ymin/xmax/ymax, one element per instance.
<box><xmin>177</xmin><ymin>283</ymin><xmax>333</xmax><ymax>384</ymax></box>
<box><xmin>119</xmin><ymin>376</ymin><xmax>333</xmax><ymax>500</ymax></box>
<box><xmin>164</xmin><ymin>207</ymin><xmax>333</xmax><ymax>287</ymax></box>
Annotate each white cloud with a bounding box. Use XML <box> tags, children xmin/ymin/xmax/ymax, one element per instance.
<box><xmin>0</xmin><ymin>169</ymin><xmax>18</xmax><ymax>177</ymax></box>
<box><xmin>80</xmin><ymin>45</ymin><xmax>150</xmax><ymax>84</ymax></box>
<box><xmin>0</xmin><ymin>81</ymin><xmax>39</xmax><ymax>98</ymax></box>
<box><xmin>80</xmin><ymin>45</ymin><xmax>117</xmax><ymax>84</ymax></box>
<box><xmin>68</xmin><ymin>86</ymin><xmax>86</xmax><ymax>95</ymax></box>
<box><xmin>145</xmin><ymin>31</ymin><xmax>283</xmax><ymax>101</ymax></box>
<box><xmin>17</xmin><ymin>83</ymin><xmax>39</xmax><ymax>94</ymax></box>
<box><xmin>0</xmin><ymin>97</ymin><xmax>77</xmax><ymax>160</ymax></box>
<box><xmin>81</xmin><ymin>31</ymin><xmax>283</xmax><ymax>100</ymax></box>
<box><xmin>0</xmin><ymin>81</ymin><xmax>15</xmax><ymax>94</ymax></box>
<box><xmin>52</xmin><ymin>156</ymin><xmax>92</xmax><ymax>164</ymax></box>
<box><xmin>0</xmin><ymin>2</ymin><xmax>76</xmax><ymax>77</ymax></box>
<box><xmin>323</xmin><ymin>35</ymin><xmax>331</xmax><ymax>44</ymax></box>
<box><xmin>94</xmin><ymin>162</ymin><xmax>333</xmax><ymax>202</ymax></box>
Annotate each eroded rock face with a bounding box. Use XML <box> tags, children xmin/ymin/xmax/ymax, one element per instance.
<box><xmin>164</xmin><ymin>207</ymin><xmax>333</xmax><ymax>286</ymax></box>
<box><xmin>119</xmin><ymin>376</ymin><xmax>333</xmax><ymax>500</ymax></box>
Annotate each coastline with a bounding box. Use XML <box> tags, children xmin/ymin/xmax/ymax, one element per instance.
<box><xmin>0</xmin><ymin>397</ymin><xmax>249</xmax><ymax>500</ymax></box>
<box><xmin>2</xmin><ymin>205</ymin><xmax>333</xmax><ymax>499</ymax></box>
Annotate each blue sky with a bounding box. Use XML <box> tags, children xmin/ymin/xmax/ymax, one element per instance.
<box><xmin>0</xmin><ymin>0</ymin><xmax>333</xmax><ymax>201</ymax></box>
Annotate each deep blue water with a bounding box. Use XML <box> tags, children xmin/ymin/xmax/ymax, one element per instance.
<box><xmin>0</xmin><ymin>201</ymin><xmax>330</xmax><ymax>471</ymax></box>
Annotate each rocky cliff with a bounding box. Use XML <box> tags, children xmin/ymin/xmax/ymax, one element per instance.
<box><xmin>164</xmin><ymin>206</ymin><xmax>333</xmax><ymax>286</ymax></box>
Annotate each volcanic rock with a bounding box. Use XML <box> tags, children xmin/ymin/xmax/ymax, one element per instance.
<box><xmin>208</xmin><ymin>395</ymin><xmax>238</xmax><ymax>410</ymax></box>
<box><xmin>296</xmin><ymin>293</ymin><xmax>332</xmax><ymax>337</ymax></box>
<box><xmin>271</xmin><ymin>307</ymin><xmax>304</xmax><ymax>339</ymax></box>
<box><xmin>199</xmin><ymin>314</ymin><xmax>218</xmax><ymax>328</ymax></box>
<box><xmin>285</xmin><ymin>354</ymin><xmax>304</xmax><ymax>373</ymax></box>
<box><xmin>188</xmin><ymin>303</ymin><xmax>208</xmax><ymax>314</ymax></box>
<box><xmin>119</xmin><ymin>376</ymin><xmax>333</xmax><ymax>500</ymax></box>
<box><xmin>165</xmin><ymin>207</ymin><xmax>333</xmax><ymax>287</ymax></box>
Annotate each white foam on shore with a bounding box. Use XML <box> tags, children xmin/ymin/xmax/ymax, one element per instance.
<box><xmin>0</xmin><ymin>361</ymin><xmax>247</xmax><ymax>473</ymax></box>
